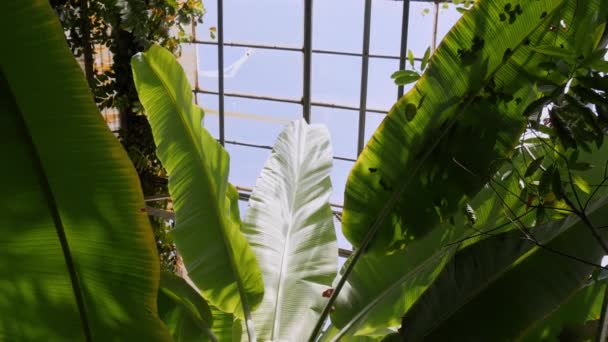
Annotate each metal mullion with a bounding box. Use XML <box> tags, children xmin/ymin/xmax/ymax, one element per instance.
<box><xmin>195</xmin><ymin>40</ymin><xmax>403</xmax><ymax>60</ymax></box>
<box><xmin>397</xmin><ymin>0</ymin><xmax>411</xmax><ymax>99</ymax></box>
<box><xmin>195</xmin><ymin>88</ymin><xmax>301</xmax><ymax>105</ymax></box>
<box><xmin>193</xmin><ymin>89</ymin><xmax>388</xmax><ymax>114</ymax></box>
<box><xmin>192</xmin><ymin>23</ymin><xmax>200</xmax><ymax>105</ymax></box>
<box><xmin>316</xmin><ymin>49</ymin><xmax>399</xmax><ymax>60</ymax></box>
<box><xmin>195</xmin><ymin>40</ymin><xmax>302</xmax><ymax>52</ymax></box>
<box><xmin>357</xmin><ymin>0</ymin><xmax>372</xmax><ymax>155</ymax></box>
<box><xmin>224</xmin><ymin>139</ymin><xmax>357</xmax><ymax>163</ymax></box>
<box><xmin>431</xmin><ymin>0</ymin><xmax>439</xmax><ymax>51</ymax></box>
<box><xmin>217</xmin><ymin>0</ymin><xmax>226</xmax><ymax>145</ymax></box>
<box><xmin>303</xmin><ymin>0</ymin><xmax>313</xmax><ymax>122</ymax></box>
<box><xmin>312</xmin><ymin>100</ymin><xmax>384</xmax><ymax>114</ymax></box>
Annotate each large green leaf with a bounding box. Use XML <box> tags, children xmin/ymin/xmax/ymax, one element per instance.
<box><xmin>331</xmin><ymin>163</ymin><xmax>529</xmax><ymax>338</ymax></box>
<box><xmin>242</xmin><ymin>119</ymin><xmax>338</xmax><ymax>340</ymax></box>
<box><xmin>399</xmin><ymin>196</ymin><xmax>608</xmax><ymax>341</ymax></box>
<box><xmin>0</xmin><ymin>1</ymin><xmax>169</xmax><ymax>340</ymax></box>
<box><xmin>342</xmin><ymin>0</ymin><xmax>588</xmax><ymax>254</ymax></box>
<box><xmin>157</xmin><ymin>272</ymin><xmax>215</xmax><ymax>341</ymax></box>
<box><xmin>210</xmin><ymin>306</ymin><xmax>242</xmax><ymax>341</ymax></box>
<box><xmin>131</xmin><ymin>45</ymin><xmax>264</xmax><ymax>320</ymax></box>
<box><xmin>519</xmin><ymin>282</ymin><xmax>605</xmax><ymax>341</ymax></box>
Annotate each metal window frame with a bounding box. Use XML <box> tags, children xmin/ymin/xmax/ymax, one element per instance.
<box><xmin>189</xmin><ymin>0</ymin><xmax>462</xmax><ymax>185</ymax></box>
<box><xmin>184</xmin><ymin>0</ymin><xmax>455</xmax><ymax>256</ymax></box>
<box><xmin>194</xmin><ymin>0</ymin><xmax>436</xmax><ymax>158</ymax></box>
<box><xmin>356</xmin><ymin>0</ymin><xmax>372</xmax><ymax>156</ymax></box>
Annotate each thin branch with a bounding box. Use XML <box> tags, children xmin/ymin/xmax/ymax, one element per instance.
<box><xmin>563</xmin><ymin>195</ymin><xmax>608</xmax><ymax>253</ymax></box>
<box><xmin>499</xmin><ymin>194</ymin><xmax>608</xmax><ymax>272</ymax></box>
<box><xmin>445</xmin><ymin>209</ymin><xmax>536</xmax><ymax>247</ymax></box>
<box><xmin>531</xmin><ymin>130</ymin><xmax>585</xmax><ymax>211</ymax></box>
<box><xmin>489</xmin><ymin>178</ymin><xmax>526</xmax><ymax>205</ymax></box>
<box><xmin>527</xmin><ymin>131</ymin><xmax>608</xmax><ymax>253</ymax></box>
<box><xmin>79</xmin><ymin>0</ymin><xmax>95</xmax><ymax>88</ymax></box>
<box><xmin>532</xmin><ymin>240</ymin><xmax>608</xmax><ymax>271</ymax></box>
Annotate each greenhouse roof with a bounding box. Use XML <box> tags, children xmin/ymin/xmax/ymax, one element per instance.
<box><xmin>178</xmin><ymin>0</ymin><xmax>467</xmax><ymax>254</ymax></box>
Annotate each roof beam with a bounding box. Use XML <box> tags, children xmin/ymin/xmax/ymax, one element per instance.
<box><xmin>357</xmin><ymin>0</ymin><xmax>372</xmax><ymax>155</ymax></box>
<box><xmin>303</xmin><ymin>0</ymin><xmax>313</xmax><ymax>122</ymax></box>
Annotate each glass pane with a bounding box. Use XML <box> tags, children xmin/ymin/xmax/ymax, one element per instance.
<box><xmin>311</xmin><ymin>106</ymin><xmax>358</xmax><ymax>160</ymax></box>
<box><xmin>407</xmin><ymin>2</ymin><xmax>435</xmax><ymax>57</ymax></box>
<box><xmin>364</xmin><ymin>112</ymin><xmax>386</xmax><ymax>145</ymax></box>
<box><xmin>224</xmin><ymin>98</ymin><xmax>301</xmax><ymax>146</ymax></box>
<box><xmin>224</xmin><ymin>0</ymin><xmax>303</xmax><ymax>48</ymax></box>
<box><xmin>196</xmin><ymin>43</ymin><xmax>218</xmax><ymax>92</ymax></box>
<box><xmin>437</xmin><ymin>3</ymin><xmax>465</xmax><ymax>45</ymax></box>
<box><xmin>367</xmin><ymin>57</ymin><xmax>400</xmax><ymax>111</ymax></box>
<box><xmin>313</xmin><ymin>0</ymin><xmax>364</xmax><ymax>53</ymax></box>
<box><xmin>194</xmin><ymin>0</ymin><xmax>217</xmax><ymax>42</ymax></box>
<box><xmin>218</xmin><ymin>47</ymin><xmax>302</xmax><ymax>99</ymax></box>
<box><xmin>334</xmin><ymin>217</ymin><xmax>352</xmax><ymax>251</ymax></box>
<box><xmin>312</xmin><ymin>54</ymin><xmax>361</xmax><ymax>108</ymax></box>
<box><xmin>238</xmin><ymin>199</ymin><xmax>249</xmax><ymax>220</ymax></box>
<box><xmin>370</xmin><ymin>0</ymin><xmax>403</xmax><ymax>57</ymax></box>
<box><xmin>178</xmin><ymin>43</ymin><xmax>198</xmax><ymax>88</ymax></box>
<box><xmin>226</xmin><ymin>144</ymin><xmax>271</xmax><ymax>188</ymax></box>
<box><xmin>331</xmin><ymin>159</ymin><xmax>354</xmax><ymax>206</ymax></box>
<box><xmin>197</xmin><ymin>93</ymin><xmax>220</xmax><ymax>139</ymax></box>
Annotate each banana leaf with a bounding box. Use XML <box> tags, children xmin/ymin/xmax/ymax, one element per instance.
<box><xmin>0</xmin><ymin>1</ymin><xmax>169</xmax><ymax>340</ymax></box>
<box><xmin>342</xmin><ymin>0</ymin><xmax>601</xmax><ymax>254</ymax></box>
<box><xmin>331</xmin><ymin>161</ymin><xmax>529</xmax><ymax>338</ymax></box>
<box><xmin>242</xmin><ymin>119</ymin><xmax>337</xmax><ymax>340</ymax></box>
<box><xmin>519</xmin><ymin>282</ymin><xmax>606</xmax><ymax>341</ymax></box>
<box><xmin>399</xmin><ymin>195</ymin><xmax>608</xmax><ymax>341</ymax></box>
<box><xmin>131</xmin><ymin>45</ymin><xmax>264</xmax><ymax>322</ymax></box>
<box><xmin>157</xmin><ymin>272</ymin><xmax>215</xmax><ymax>341</ymax></box>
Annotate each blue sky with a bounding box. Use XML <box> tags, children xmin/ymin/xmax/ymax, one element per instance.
<box><xmin>184</xmin><ymin>0</ymin><xmax>464</xmax><ymax>252</ymax></box>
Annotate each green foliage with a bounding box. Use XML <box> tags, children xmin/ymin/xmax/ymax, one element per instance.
<box><xmin>400</xmin><ymin>196</ymin><xmax>608</xmax><ymax>341</ymax></box>
<box><xmin>328</xmin><ymin>1</ymin><xmax>608</xmax><ymax>341</ymax></box>
<box><xmin>344</xmin><ymin>0</ymin><xmax>568</xmax><ymax>255</ymax></box>
<box><xmin>242</xmin><ymin>119</ymin><xmax>338</xmax><ymax>341</ymax></box>
<box><xmin>132</xmin><ymin>45</ymin><xmax>264</xmax><ymax>324</ymax></box>
<box><xmin>329</xmin><ymin>165</ymin><xmax>526</xmax><ymax>338</ymax></box>
<box><xmin>7</xmin><ymin>0</ymin><xmax>608</xmax><ymax>341</ymax></box>
<box><xmin>157</xmin><ymin>272</ymin><xmax>215</xmax><ymax>341</ymax></box>
<box><xmin>391</xmin><ymin>69</ymin><xmax>420</xmax><ymax>87</ymax></box>
<box><xmin>121</xmin><ymin>1</ymin><xmax>608</xmax><ymax>342</ymax></box>
<box><xmin>0</xmin><ymin>0</ymin><xmax>169</xmax><ymax>340</ymax></box>
<box><xmin>520</xmin><ymin>282</ymin><xmax>605</xmax><ymax>341</ymax></box>
<box><xmin>51</xmin><ymin>0</ymin><xmax>206</xmax><ymax>273</ymax></box>
<box><xmin>391</xmin><ymin>47</ymin><xmax>430</xmax><ymax>86</ymax></box>
<box><xmin>51</xmin><ymin>0</ymin><xmax>204</xmax><ymax>112</ymax></box>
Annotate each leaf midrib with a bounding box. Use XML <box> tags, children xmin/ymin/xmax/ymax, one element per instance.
<box><xmin>4</xmin><ymin>73</ymin><xmax>93</xmax><ymax>342</ymax></box>
<box><xmin>270</xmin><ymin>127</ymin><xmax>304</xmax><ymax>340</ymax></box>
<box><xmin>142</xmin><ymin>52</ymin><xmax>252</xmax><ymax>319</ymax></box>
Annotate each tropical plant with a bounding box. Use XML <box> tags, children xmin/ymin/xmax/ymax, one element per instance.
<box><xmin>130</xmin><ymin>0</ymin><xmax>608</xmax><ymax>340</ymax></box>
<box><xmin>391</xmin><ymin>46</ymin><xmax>431</xmax><ymax>86</ymax></box>
<box><xmin>3</xmin><ymin>0</ymin><xmax>608</xmax><ymax>340</ymax></box>
<box><xmin>132</xmin><ymin>44</ymin><xmax>338</xmax><ymax>341</ymax></box>
<box><xmin>0</xmin><ymin>0</ymin><xmax>171</xmax><ymax>340</ymax></box>
<box><xmin>51</xmin><ymin>0</ymin><xmax>208</xmax><ymax>273</ymax></box>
